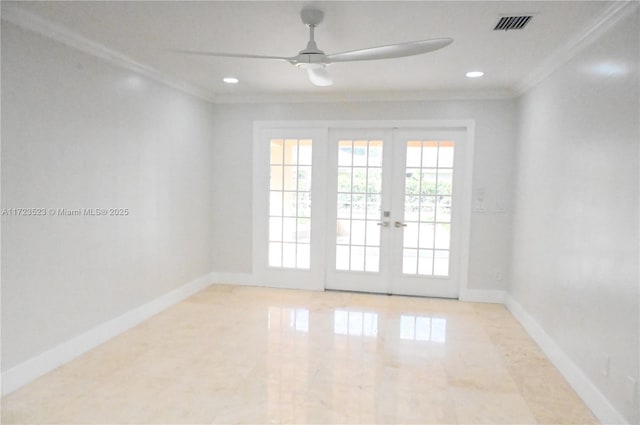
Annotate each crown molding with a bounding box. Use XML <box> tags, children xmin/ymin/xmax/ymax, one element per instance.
<box><xmin>1</xmin><ymin>5</ymin><xmax>217</xmax><ymax>104</ymax></box>
<box><xmin>13</xmin><ymin>1</ymin><xmax>624</xmax><ymax>105</ymax></box>
<box><xmin>0</xmin><ymin>4</ymin><xmax>516</xmax><ymax>106</ymax></box>
<box><xmin>212</xmin><ymin>88</ymin><xmax>516</xmax><ymax>104</ymax></box>
<box><xmin>515</xmin><ymin>1</ymin><xmax>639</xmax><ymax>96</ymax></box>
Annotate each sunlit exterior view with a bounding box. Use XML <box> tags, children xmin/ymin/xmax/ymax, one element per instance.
<box><xmin>335</xmin><ymin>140</ymin><xmax>384</xmax><ymax>272</ymax></box>
<box><xmin>268</xmin><ymin>139</ymin><xmax>313</xmax><ymax>268</ymax></box>
<box><xmin>402</xmin><ymin>140</ymin><xmax>454</xmax><ymax>276</ymax></box>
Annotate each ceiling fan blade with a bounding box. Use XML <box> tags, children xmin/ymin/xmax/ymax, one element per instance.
<box><xmin>170</xmin><ymin>49</ymin><xmax>292</xmax><ymax>61</ymax></box>
<box><xmin>307</xmin><ymin>67</ymin><xmax>333</xmax><ymax>87</ymax></box>
<box><xmin>326</xmin><ymin>38</ymin><xmax>453</xmax><ymax>63</ymax></box>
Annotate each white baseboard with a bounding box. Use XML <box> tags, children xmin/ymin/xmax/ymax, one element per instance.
<box><xmin>1</xmin><ymin>272</ymin><xmax>214</xmax><ymax>396</ymax></box>
<box><xmin>459</xmin><ymin>289</ymin><xmax>506</xmax><ymax>303</ymax></box>
<box><xmin>210</xmin><ymin>272</ymin><xmax>324</xmax><ymax>291</ymax></box>
<box><xmin>210</xmin><ymin>272</ymin><xmax>257</xmax><ymax>286</ymax></box>
<box><xmin>505</xmin><ymin>295</ymin><xmax>628</xmax><ymax>425</ymax></box>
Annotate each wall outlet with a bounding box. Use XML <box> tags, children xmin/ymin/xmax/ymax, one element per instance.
<box><xmin>496</xmin><ymin>271</ymin><xmax>503</xmax><ymax>281</ymax></box>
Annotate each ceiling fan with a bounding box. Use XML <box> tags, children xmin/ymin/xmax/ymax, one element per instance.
<box><xmin>174</xmin><ymin>8</ymin><xmax>453</xmax><ymax>87</ymax></box>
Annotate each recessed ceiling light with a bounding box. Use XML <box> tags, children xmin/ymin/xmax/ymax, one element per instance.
<box><xmin>223</xmin><ymin>77</ymin><xmax>239</xmax><ymax>84</ymax></box>
<box><xmin>466</xmin><ymin>71</ymin><xmax>484</xmax><ymax>78</ymax></box>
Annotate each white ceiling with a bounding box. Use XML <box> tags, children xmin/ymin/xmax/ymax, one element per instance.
<box><xmin>4</xmin><ymin>1</ymin><xmax>614</xmax><ymax>100</ymax></box>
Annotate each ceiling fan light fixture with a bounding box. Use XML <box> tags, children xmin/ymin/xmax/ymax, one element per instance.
<box><xmin>307</xmin><ymin>66</ymin><xmax>333</xmax><ymax>87</ymax></box>
<box><xmin>223</xmin><ymin>77</ymin><xmax>239</xmax><ymax>84</ymax></box>
<box><xmin>466</xmin><ymin>71</ymin><xmax>484</xmax><ymax>78</ymax></box>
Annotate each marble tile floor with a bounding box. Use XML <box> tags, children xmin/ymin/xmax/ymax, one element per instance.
<box><xmin>2</xmin><ymin>284</ymin><xmax>598</xmax><ymax>424</ymax></box>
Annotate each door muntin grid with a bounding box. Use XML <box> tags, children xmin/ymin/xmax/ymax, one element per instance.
<box><xmin>335</xmin><ymin>140</ymin><xmax>383</xmax><ymax>272</ymax></box>
<box><xmin>268</xmin><ymin>138</ymin><xmax>312</xmax><ymax>269</ymax></box>
<box><xmin>402</xmin><ymin>140</ymin><xmax>454</xmax><ymax>276</ymax></box>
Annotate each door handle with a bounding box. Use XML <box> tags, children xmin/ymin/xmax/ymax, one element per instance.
<box><xmin>377</xmin><ymin>221</ymin><xmax>389</xmax><ymax>227</ymax></box>
<box><xmin>394</xmin><ymin>221</ymin><xmax>407</xmax><ymax>228</ymax></box>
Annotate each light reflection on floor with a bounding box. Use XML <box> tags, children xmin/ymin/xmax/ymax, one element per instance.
<box><xmin>268</xmin><ymin>306</ymin><xmax>309</xmax><ymax>333</ymax></box>
<box><xmin>333</xmin><ymin>310</ymin><xmax>378</xmax><ymax>337</ymax></box>
<box><xmin>268</xmin><ymin>307</ymin><xmax>447</xmax><ymax>342</ymax></box>
<box><xmin>400</xmin><ymin>314</ymin><xmax>446</xmax><ymax>342</ymax></box>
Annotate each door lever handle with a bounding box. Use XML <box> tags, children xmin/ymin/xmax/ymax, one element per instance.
<box><xmin>394</xmin><ymin>221</ymin><xmax>407</xmax><ymax>228</ymax></box>
<box><xmin>377</xmin><ymin>221</ymin><xmax>389</xmax><ymax>227</ymax></box>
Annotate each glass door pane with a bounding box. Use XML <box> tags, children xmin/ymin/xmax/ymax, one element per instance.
<box><xmin>268</xmin><ymin>138</ymin><xmax>313</xmax><ymax>269</ymax></box>
<box><xmin>401</xmin><ymin>140</ymin><xmax>455</xmax><ymax>276</ymax></box>
<box><xmin>335</xmin><ymin>139</ymin><xmax>383</xmax><ymax>272</ymax></box>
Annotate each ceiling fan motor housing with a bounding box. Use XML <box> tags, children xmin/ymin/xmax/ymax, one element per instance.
<box><xmin>293</xmin><ymin>53</ymin><xmax>329</xmax><ymax>68</ymax></box>
<box><xmin>300</xmin><ymin>8</ymin><xmax>324</xmax><ymax>27</ymax></box>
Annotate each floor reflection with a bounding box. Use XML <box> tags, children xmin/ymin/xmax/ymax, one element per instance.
<box><xmin>267</xmin><ymin>306</ymin><xmax>446</xmax><ymax>342</ymax></box>
<box><xmin>268</xmin><ymin>307</ymin><xmax>309</xmax><ymax>333</ymax></box>
<box><xmin>266</xmin><ymin>306</ymin><xmax>311</xmax><ymax>422</ymax></box>
<box><xmin>333</xmin><ymin>310</ymin><xmax>378</xmax><ymax>337</ymax></box>
<box><xmin>399</xmin><ymin>315</ymin><xmax>447</xmax><ymax>342</ymax></box>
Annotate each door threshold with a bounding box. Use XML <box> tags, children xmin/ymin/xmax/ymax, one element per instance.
<box><xmin>324</xmin><ymin>288</ymin><xmax>459</xmax><ymax>301</ymax></box>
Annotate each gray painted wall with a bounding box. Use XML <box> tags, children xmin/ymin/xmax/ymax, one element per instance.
<box><xmin>1</xmin><ymin>23</ymin><xmax>215</xmax><ymax>371</ymax></box>
<box><xmin>509</xmin><ymin>10</ymin><xmax>639</xmax><ymax>423</ymax></box>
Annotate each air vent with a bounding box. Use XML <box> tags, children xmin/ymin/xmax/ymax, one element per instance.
<box><xmin>494</xmin><ymin>16</ymin><xmax>532</xmax><ymax>31</ymax></box>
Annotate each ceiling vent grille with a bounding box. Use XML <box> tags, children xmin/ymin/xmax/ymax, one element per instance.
<box><xmin>494</xmin><ymin>16</ymin><xmax>532</xmax><ymax>31</ymax></box>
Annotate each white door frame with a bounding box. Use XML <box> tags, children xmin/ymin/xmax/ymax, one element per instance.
<box><xmin>252</xmin><ymin>120</ymin><xmax>475</xmax><ymax>296</ymax></box>
<box><xmin>388</xmin><ymin>128</ymin><xmax>468</xmax><ymax>298</ymax></box>
<box><xmin>325</xmin><ymin>128</ymin><xmax>395</xmax><ymax>294</ymax></box>
<box><xmin>252</xmin><ymin>125</ymin><xmax>328</xmax><ymax>290</ymax></box>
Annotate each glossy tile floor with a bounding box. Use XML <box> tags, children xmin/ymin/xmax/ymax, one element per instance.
<box><xmin>2</xmin><ymin>285</ymin><xmax>598</xmax><ymax>424</ymax></box>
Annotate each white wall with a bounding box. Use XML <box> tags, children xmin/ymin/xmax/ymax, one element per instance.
<box><xmin>1</xmin><ymin>23</ymin><xmax>215</xmax><ymax>371</ymax></box>
<box><xmin>509</xmin><ymin>9</ymin><xmax>639</xmax><ymax>424</ymax></box>
<box><xmin>211</xmin><ymin>99</ymin><xmax>517</xmax><ymax>292</ymax></box>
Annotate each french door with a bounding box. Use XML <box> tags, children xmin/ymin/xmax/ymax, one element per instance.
<box><xmin>325</xmin><ymin>128</ymin><xmax>466</xmax><ymax>298</ymax></box>
<box><xmin>253</xmin><ymin>122</ymin><xmax>471</xmax><ymax>298</ymax></box>
<box><xmin>253</xmin><ymin>127</ymin><xmax>328</xmax><ymax>290</ymax></box>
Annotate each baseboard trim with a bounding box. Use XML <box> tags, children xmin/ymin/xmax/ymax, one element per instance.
<box><xmin>210</xmin><ymin>272</ymin><xmax>257</xmax><ymax>286</ymax></box>
<box><xmin>505</xmin><ymin>296</ymin><xmax>628</xmax><ymax>425</ymax></box>
<box><xmin>459</xmin><ymin>289</ymin><xmax>506</xmax><ymax>303</ymax></box>
<box><xmin>211</xmin><ymin>272</ymin><xmax>326</xmax><ymax>291</ymax></box>
<box><xmin>1</xmin><ymin>272</ymin><xmax>214</xmax><ymax>396</ymax></box>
